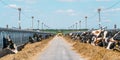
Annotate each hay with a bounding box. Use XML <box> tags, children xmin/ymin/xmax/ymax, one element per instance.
<box><xmin>64</xmin><ymin>36</ymin><xmax>120</xmax><ymax>60</ymax></box>
<box><xmin>0</xmin><ymin>37</ymin><xmax>53</xmax><ymax>60</ymax></box>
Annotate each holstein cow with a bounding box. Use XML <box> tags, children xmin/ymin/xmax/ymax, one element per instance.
<box><xmin>106</xmin><ymin>31</ymin><xmax>120</xmax><ymax>50</ymax></box>
<box><xmin>33</xmin><ymin>33</ymin><xmax>39</xmax><ymax>42</ymax></box>
<box><xmin>102</xmin><ymin>30</ymin><xmax>119</xmax><ymax>48</ymax></box>
<box><xmin>68</xmin><ymin>32</ymin><xmax>80</xmax><ymax>40</ymax></box>
<box><xmin>73</xmin><ymin>32</ymin><xmax>82</xmax><ymax>40</ymax></box>
<box><xmin>69</xmin><ymin>32</ymin><xmax>76</xmax><ymax>40</ymax></box>
<box><xmin>38</xmin><ymin>34</ymin><xmax>42</xmax><ymax>41</ymax></box>
<box><xmin>80</xmin><ymin>32</ymin><xmax>89</xmax><ymax>43</ymax></box>
<box><xmin>33</xmin><ymin>33</ymin><xmax>43</xmax><ymax>42</ymax></box>
<box><xmin>91</xmin><ymin>29</ymin><xmax>117</xmax><ymax>47</ymax></box>
<box><xmin>29</xmin><ymin>36</ymin><xmax>35</xmax><ymax>43</ymax></box>
<box><xmin>91</xmin><ymin>29</ymin><xmax>104</xmax><ymax>46</ymax></box>
<box><xmin>3</xmin><ymin>36</ymin><xmax>18</xmax><ymax>54</ymax></box>
<box><xmin>69</xmin><ymin>33</ymin><xmax>74</xmax><ymax>39</ymax></box>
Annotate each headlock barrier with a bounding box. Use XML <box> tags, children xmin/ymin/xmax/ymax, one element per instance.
<box><xmin>0</xmin><ymin>28</ymin><xmax>54</xmax><ymax>56</ymax></box>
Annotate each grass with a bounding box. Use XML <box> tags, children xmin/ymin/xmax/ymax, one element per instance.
<box><xmin>0</xmin><ymin>37</ymin><xmax>54</xmax><ymax>60</ymax></box>
<box><xmin>64</xmin><ymin>36</ymin><xmax>120</xmax><ymax>60</ymax></box>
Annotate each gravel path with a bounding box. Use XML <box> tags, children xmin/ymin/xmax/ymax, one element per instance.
<box><xmin>36</xmin><ymin>36</ymin><xmax>85</xmax><ymax>60</ymax></box>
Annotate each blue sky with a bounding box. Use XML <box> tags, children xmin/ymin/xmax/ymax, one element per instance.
<box><xmin>0</xmin><ymin>0</ymin><xmax>120</xmax><ymax>29</ymax></box>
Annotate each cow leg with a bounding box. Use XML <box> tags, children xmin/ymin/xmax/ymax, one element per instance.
<box><xmin>106</xmin><ymin>41</ymin><xmax>113</xmax><ymax>49</ymax></box>
<box><xmin>91</xmin><ymin>37</ymin><xmax>96</xmax><ymax>46</ymax></box>
<box><xmin>102</xmin><ymin>40</ymin><xmax>107</xmax><ymax>47</ymax></box>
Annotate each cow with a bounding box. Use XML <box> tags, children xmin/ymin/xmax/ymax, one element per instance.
<box><xmin>101</xmin><ymin>30</ymin><xmax>119</xmax><ymax>48</ymax></box>
<box><xmin>90</xmin><ymin>29</ymin><xmax>104</xmax><ymax>46</ymax></box>
<box><xmin>80</xmin><ymin>32</ymin><xmax>90</xmax><ymax>43</ymax></box>
<box><xmin>33</xmin><ymin>33</ymin><xmax>39</xmax><ymax>42</ymax></box>
<box><xmin>90</xmin><ymin>29</ymin><xmax>112</xmax><ymax>47</ymax></box>
<box><xmin>2</xmin><ymin>36</ymin><xmax>18</xmax><ymax>54</ymax></box>
<box><xmin>38</xmin><ymin>34</ymin><xmax>42</xmax><ymax>41</ymax></box>
<box><xmin>29</xmin><ymin>36</ymin><xmax>35</xmax><ymax>43</ymax></box>
<box><xmin>90</xmin><ymin>29</ymin><xmax>119</xmax><ymax>48</ymax></box>
<box><xmin>68</xmin><ymin>29</ymin><xmax>120</xmax><ymax>51</ymax></box>
<box><xmin>69</xmin><ymin>32</ymin><xmax>82</xmax><ymax>41</ymax></box>
<box><xmin>106</xmin><ymin>31</ymin><xmax>120</xmax><ymax>50</ymax></box>
<box><xmin>69</xmin><ymin>32</ymin><xmax>76</xmax><ymax>40</ymax></box>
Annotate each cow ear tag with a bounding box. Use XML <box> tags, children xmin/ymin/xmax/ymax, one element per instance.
<box><xmin>116</xmin><ymin>45</ymin><xmax>118</xmax><ymax>47</ymax></box>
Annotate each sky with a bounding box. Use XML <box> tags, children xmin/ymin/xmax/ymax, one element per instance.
<box><xmin>0</xmin><ymin>0</ymin><xmax>120</xmax><ymax>29</ymax></box>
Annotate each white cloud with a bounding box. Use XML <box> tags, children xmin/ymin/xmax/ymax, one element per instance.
<box><xmin>56</xmin><ymin>9</ymin><xmax>75</xmax><ymax>13</ymax></box>
<box><xmin>110</xmin><ymin>8</ymin><xmax>120</xmax><ymax>11</ymax></box>
<box><xmin>55</xmin><ymin>9</ymin><xmax>77</xmax><ymax>16</ymax></box>
<box><xmin>7</xmin><ymin>4</ymin><xmax>19</xmax><ymax>9</ymax></box>
<box><xmin>58</xmin><ymin>0</ymin><xmax>82</xmax><ymax>2</ymax></box>
<box><xmin>56</xmin><ymin>10</ymin><xmax>64</xmax><ymax>13</ymax></box>
<box><xmin>13</xmin><ymin>0</ymin><xmax>38</xmax><ymax>4</ymax></box>
<box><xmin>24</xmin><ymin>9</ymin><xmax>32</xmax><ymax>12</ymax></box>
<box><xmin>69</xmin><ymin>13</ymin><xmax>76</xmax><ymax>16</ymax></box>
<box><xmin>25</xmin><ymin>0</ymin><xmax>37</xmax><ymax>4</ymax></box>
<box><xmin>12</xmin><ymin>0</ymin><xmax>23</xmax><ymax>2</ymax></box>
<box><xmin>66</xmin><ymin>9</ymin><xmax>75</xmax><ymax>13</ymax></box>
<box><xmin>96</xmin><ymin>0</ymin><xmax>111</xmax><ymax>2</ymax></box>
<box><xmin>103</xmin><ymin>8</ymin><xmax>120</xmax><ymax>12</ymax></box>
<box><xmin>59</xmin><ymin>0</ymin><xmax>75</xmax><ymax>2</ymax></box>
<box><xmin>104</xmin><ymin>19</ymin><xmax>111</xmax><ymax>23</ymax></box>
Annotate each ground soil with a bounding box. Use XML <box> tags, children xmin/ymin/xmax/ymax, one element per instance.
<box><xmin>64</xmin><ymin>36</ymin><xmax>120</xmax><ymax>60</ymax></box>
<box><xmin>0</xmin><ymin>37</ymin><xmax>53</xmax><ymax>60</ymax></box>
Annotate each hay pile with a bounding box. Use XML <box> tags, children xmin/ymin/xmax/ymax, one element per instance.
<box><xmin>64</xmin><ymin>36</ymin><xmax>120</xmax><ymax>60</ymax></box>
<box><xmin>0</xmin><ymin>37</ymin><xmax>53</xmax><ymax>60</ymax></box>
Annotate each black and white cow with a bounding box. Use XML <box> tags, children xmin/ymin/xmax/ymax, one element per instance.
<box><xmin>102</xmin><ymin>30</ymin><xmax>118</xmax><ymax>48</ymax></box>
<box><xmin>80</xmin><ymin>31</ymin><xmax>90</xmax><ymax>43</ymax></box>
<box><xmin>33</xmin><ymin>33</ymin><xmax>39</xmax><ymax>42</ymax></box>
<box><xmin>106</xmin><ymin>31</ymin><xmax>120</xmax><ymax>50</ymax></box>
<box><xmin>92</xmin><ymin>30</ymin><xmax>118</xmax><ymax>47</ymax></box>
<box><xmin>90</xmin><ymin>29</ymin><xmax>104</xmax><ymax>46</ymax></box>
<box><xmin>33</xmin><ymin>33</ymin><xmax>43</xmax><ymax>42</ymax></box>
<box><xmin>69</xmin><ymin>32</ymin><xmax>76</xmax><ymax>40</ymax></box>
<box><xmin>69</xmin><ymin>32</ymin><xmax>82</xmax><ymax>40</ymax></box>
<box><xmin>68</xmin><ymin>29</ymin><xmax>120</xmax><ymax>50</ymax></box>
<box><xmin>29</xmin><ymin>36</ymin><xmax>35</xmax><ymax>43</ymax></box>
<box><xmin>2</xmin><ymin>36</ymin><xmax>18</xmax><ymax>53</ymax></box>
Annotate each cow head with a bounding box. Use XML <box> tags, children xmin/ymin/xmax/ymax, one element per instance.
<box><xmin>91</xmin><ymin>29</ymin><xmax>102</xmax><ymax>37</ymax></box>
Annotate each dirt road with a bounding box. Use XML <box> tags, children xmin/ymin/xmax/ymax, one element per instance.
<box><xmin>36</xmin><ymin>36</ymin><xmax>85</xmax><ymax>60</ymax></box>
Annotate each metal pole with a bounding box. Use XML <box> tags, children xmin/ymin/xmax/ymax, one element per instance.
<box><xmin>32</xmin><ymin>16</ymin><xmax>34</xmax><ymax>29</ymax></box>
<box><xmin>73</xmin><ymin>24</ymin><xmax>74</xmax><ymax>31</ymax></box>
<box><xmin>76</xmin><ymin>22</ymin><xmax>78</xmax><ymax>30</ymax></box>
<box><xmin>114</xmin><ymin>24</ymin><xmax>117</xmax><ymax>31</ymax></box>
<box><xmin>79</xmin><ymin>20</ymin><xmax>81</xmax><ymax>30</ymax></box>
<box><xmin>42</xmin><ymin>22</ymin><xmax>43</xmax><ymax>31</ymax></box>
<box><xmin>6</xmin><ymin>24</ymin><xmax>8</xmax><ymax>29</ymax></box>
<box><xmin>38</xmin><ymin>20</ymin><xmax>40</xmax><ymax>30</ymax></box>
<box><xmin>85</xmin><ymin>16</ymin><xmax>87</xmax><ymax>29</ymax></box>
<box><xmin>98</xmin><ymin>8</ymin><xmax>101</xmax><ymax>29</ymax></box>
<box><xmin>18</xmin><ymin>8</ymin><xmax>21</xmax><ymax>29</ymax></box>
<box><xmin>70</xmin><ymin>26</ymin><xmax>71</xmax><ymax>29</ymax></box>
<box><xmin>44</xmin><ymin>24</ymin><xmax>46</xmax><ymax>30</ymax></box>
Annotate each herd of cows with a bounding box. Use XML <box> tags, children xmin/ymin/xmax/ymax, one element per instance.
<box><xmin>2</xmin><ymin>33</ymin><xmax>53</xmax><ymax>54</ymax></box>
<box><xmin>1</xmin><ymin>28</ymin><xmax>120</xmax><ymax>58</ymax></box>
<box><xmin>67</xmin><ymin>29</ymin><xmax>120</xmax><ymax>51</ymax></box>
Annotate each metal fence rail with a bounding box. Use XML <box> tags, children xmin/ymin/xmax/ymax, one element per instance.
<box><xmin>0</xmin><ymin>28</ymin><xmax>53</xmax><ymax>49</ymax></box>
